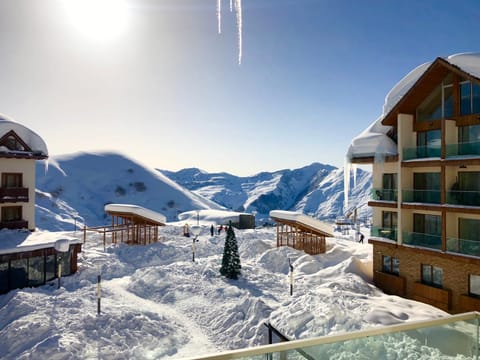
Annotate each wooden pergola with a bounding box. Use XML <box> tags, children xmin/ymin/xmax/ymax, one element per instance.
<box><xmin>270</xmin><ymin>213</ymin><xmax>333</xmax><ymax>255</ymax></box>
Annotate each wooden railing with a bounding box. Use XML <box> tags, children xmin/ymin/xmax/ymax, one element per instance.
<box><xmin>0</xmin><ymin>187</ymin><xmax>29</xmax><ymax>203</ymax></box>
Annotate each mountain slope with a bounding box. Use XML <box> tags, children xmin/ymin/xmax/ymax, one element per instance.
<box><xmin>35</xmin><ymin>152</ymin><xmax>223</xmax><ymax>230</ymax></box>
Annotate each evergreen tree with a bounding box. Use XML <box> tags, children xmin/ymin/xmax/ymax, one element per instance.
<box><xmin>220</xmin><ymin>222</ymin><xmax>241</xmax><ymax>279</ymax></box>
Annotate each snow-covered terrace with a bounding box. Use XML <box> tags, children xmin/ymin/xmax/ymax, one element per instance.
<box><xmin>0</xmin><ymin>229</ymin><xmax>82</xmax><ymax>255</ymax></box>
<box><xmin>104</xmin><ymin>204</ymin><xmax>166</xmax><ymax>225</ymax></box>
<box><xmin>269</xmin><ymin>210</ymin><xmax>333</xmax><ymax>237</ymax></box>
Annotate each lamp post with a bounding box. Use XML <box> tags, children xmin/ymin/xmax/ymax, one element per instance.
<box><xmin>190</xmin><ymin>225</ymin><xmax>201</xmax><ymax>262</ymax></box>
<box><xmin>288</xmin><ymin>258</ymin><xmax>294</xmax><ymax>296</ymax></box>
<box><xmin>195</xmin><ymin>210</ymin><xmax>200</xmax><ymax>226</ymax></box>
<box><xmin>54</xmin><ymin>239</ymin><xmax>70</xmax><ymax>289</ymax></box>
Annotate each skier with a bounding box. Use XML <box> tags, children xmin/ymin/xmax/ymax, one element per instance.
<box><xmin>359</xmin><ymin>233</ymin><xmax>364</xmax><ymax>244</ymax></box>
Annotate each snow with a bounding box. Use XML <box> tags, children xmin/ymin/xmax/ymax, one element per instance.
<box><xmin>105</xmin><ymin>204</ymin><xmax>167</xmax><ymax>225</ymax></box>
<box><xmin>269</xmin><ymin>210</ymin><xmax>333</xmax><ymax>236</ymax></box>
<box><xmin>0</xmin><ymin>225</ymin><xmax>453</xmax><ymax>359</ymax></box>
<box><xmin>176</xmin><ymin>209</ymin><xmax>249</xmax><ymax>226</ymax></box>
<box><xmin>0</xmin><ymin>229</ymin><xmax>81</xmax><ymax>255</ymax></box>
<box><xmin>0</xmin><ymin>114</ymin><xmax>48</xmax><ymax>156</ymax></box>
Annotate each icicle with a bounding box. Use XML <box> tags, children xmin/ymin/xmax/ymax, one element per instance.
<box><xmin>352</xmin><ymin>163</ymin><xmax>357</xmax><ymax>189</ymax></box>
<box><xmin>216</xmin><ymin>0</ymin><xmax>222</xmax><ymax>34</ymax></box>
<box><xmin>344</xmin><ymin>158</ymin><xmax>351</xmax><ymax>212</ymax></box>
<box><xmin>234</xmin><ymin>0</ymin><xmax>242</xmax><ymax>65</ymax></box>
<box><xmin>230</xmin><ymin>0</ymin><xmax>233</xmax><ymax>12</ymax></box>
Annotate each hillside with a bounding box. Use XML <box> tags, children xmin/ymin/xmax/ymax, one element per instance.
<box><xmin>160</xmin><ymin>163</ymin><xmax>372</xmax><ymax>223</ymax></box>
<box><xmin>34</xmin><ymin>152</ymin><xmax>223</xmax><ymax>230</ymax></box>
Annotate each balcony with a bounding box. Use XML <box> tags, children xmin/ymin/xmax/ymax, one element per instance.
<box><xmin>403</xmin><ymin>231</ymin><xmax>442</xmax><ymax>250</ymax></box>
<box><xmin>402</xmin><ymin>189</ymin><xmax>441</xmax><ymax>204</ymax></box>
<box><xmin>447</xmin><ymin>237</ymin><xmax>480</xmax><ymax>257</ymax></box>
<box><xmin>403</xmin><ymin>145</ymin><xmax>440</xmax><ymax>161</ymax></box>
<box><xmin>0</xmin><ymin>187</ymin><xmax>29</xmax><ymax>203</ymax></box>
<box><xmin>446</xmin><ymin>140</ymin><xmax>480</xmax><ymax>158</ymax></box>
<box><xmin>0</xmin><ymin>220</ymin><xmax>28</xmax><ymax>230</ymax></box>
<box><xmin>371</xmin><ymin>226</ymin><xmax>397</xmax><ymax>241</ymax></box>
<box><xmin>371</xmin><ymin>188</ymin><xmax>397</xmax><ymax>201</ymax></box>
<box><xmin>446</xmin><ymin>190</ymin><xmax>480</xmax><ymax>207</ymax></box>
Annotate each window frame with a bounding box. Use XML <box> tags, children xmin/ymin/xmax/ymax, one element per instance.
<box><xmin>469</xmin><ymin>274</ymin><xmax>480</xmax><ymax>298</ymax></box>
<box><xmin>382</xmin><ymin>255</ymin><xmax>400</xmax><ymax>276</ymax></box>
<box><xmin>421</xmin><ymin>264</ymin><xmax>443</xmax><ymax>288</ymax></box>
<box><xmin>1</xmin><ymin>173</ymin><xmax>23</xmax><ymax>188</ymax></box>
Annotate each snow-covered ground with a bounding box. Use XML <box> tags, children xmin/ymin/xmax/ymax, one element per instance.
<box><xmin>0</xmin><ymin>225</ymin><xmax>449</xmax><ymax>359</ymax></box>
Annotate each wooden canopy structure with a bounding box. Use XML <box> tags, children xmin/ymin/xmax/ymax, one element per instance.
<box><xmin>270</xmin><ymin>211</ymin><xmax>333</xmax><ymax>255</ymax></box>
<box><xmin>86</xmin><ymin>204</ymin><xmax>166</xmax><ymax>248</ymax></box>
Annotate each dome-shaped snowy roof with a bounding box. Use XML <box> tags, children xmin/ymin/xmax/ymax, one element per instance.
<box><xmin>0</xmin><ymin>114</ymin><xmax>48</xmax><ymax>157</ymax></box>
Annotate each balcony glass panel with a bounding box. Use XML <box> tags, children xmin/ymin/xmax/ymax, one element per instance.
<box><xmin>371</xmin><ymin>188</ymin><xmax>397</xmax><ymax>201</ymax></box>
<box><xmin>371</xmin><ymin>226</ymin><xmax>397</xmax><ymax>241</ymax></box>
<box><xmin>447</xmin><ymin>237</ymin><xmax>480</xmax><ymax>257</ymax></box>
<box><xmin>403</xmin><ymin>232</ymin><xmax>442</xmax><ymax>250</ymax></box>
<box><xmin>446</xmin><ymin>190</ymin><xmax>480</xmax><ymax>206</ymax></box>
<box><xmin>402</xmin><ymin>189</ymin><xmax>441</xmax><ymax>203</ymax></box>
<box><xmin>403</xmin><ymin>145</ymin><xmax>441</xmax><ymax>160</ymax></box>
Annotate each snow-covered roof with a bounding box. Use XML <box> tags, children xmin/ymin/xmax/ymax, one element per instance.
<box><xmin>0</xmin><ymin>114</ymin><xmax>48</xmax><ymax>157</ymax></box>
<box><xmin>269</xmin><ymin>210</ymin><xmax>333</xmax><ymax>237</ymax></box>
<box><xmin>347</xmin><ymin>53</ymin><xmax>480</xmax><ymax>161</ymax></box>
<box><xmin>0</xmin><ymin>229</ymin><xmax>82</xmax><ymax>255</ymax></box>
<box><xmin>105</xmin><ymin>203</ymin><xmax>167</xmax><ymax>225</ymax></box>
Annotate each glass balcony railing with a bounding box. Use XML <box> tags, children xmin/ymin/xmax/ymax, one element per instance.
<box><xmin>446</xmin><ymin>140</ymin><xmax>480</xmax><ymax>157</ymax></box>
<box><xmin>371</xmin><ymin>188</ymin><xmax>397</xmax><ymax>201</ymax></box>
<box><xmin>403</xmin><ymin>146</ymin><xmax>441</xmax><ymax>160</ymax></box>
<box><xmin>447</xmin><ymin>237</ymin><xmax>480</xmax><ymax>257</ymax></box>
<box><xmin>371</xmin><ymin>226</ymin><xmax>397</xmax><ymax>241</ymax></box>
<box><xmin>403</xmin><ymin>189</ymin><xmax>441</xmax><ymax>204</ymax></box>
<box><xmin>196</xmin><ymin>313</ymin><xmax>480</xmax><ymax>360</ymax></box>
<box><xmin>403</xmin><ymin>232</ymin><xmax>442</xmax><ymax>250</ymax></box>
<box><xmin>446</xmin><ymin>190</ymin><xmax>480</xmax><ymax>206</ymax></box>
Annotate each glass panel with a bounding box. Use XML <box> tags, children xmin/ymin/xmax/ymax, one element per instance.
<box><xmin>422</xmin><ymin>264</ymin><xmax>432</xmax><ymax>284</ymax></box>
<box><xmin>443</xmin><ymin>85</ymin><xmax>453</xmax><ymax>118</ymax></box>
<box><xmin>28</xmin><ymin>256</ymin><xmax>45</xmax><ymax>286</ymax></box>
<box><xmin>60</xmin><ymin>249</ymin><xmax>72</xmax><ymax>276</ymax></box>
<box><xmin>9</xmin><ymin>259</ymin><xmax>28</xmax><ymax>289</ymax></box>
<box><xmin>459</xmin><ymin>218</ymin><xmax>480</xmax><ymax>241</ymax></box>
<box><xmin>45</xmin><ymin>254</ymin><xmax>56</xmax><ymax>281</ymax></box>
<box><xmin>414</xmin><ymin>214</ymin><xmax>424</xmax><ymax>233</ymax></box>
<box><xmin>425</xmin><ymin>215</ymin><xmax>441</xmax><ymax>236</ymax></box>
<box><xmin>470</xmin><ymin>274</ymin><xmax>480</xmax><ymax>297</ymax></box>
<box><xmin>433</xmin><ymin>266</ymin><xmax>443</xmax><ymax>287</ymax></box>
<box><xmin>392</xmin><ymin>258</ymin><xmax>400</xmax><ymax>275</ymax></box>
<box><xmin>473</xmin><ymin>83</ymin><xmax>480</xmax><ymax>114</ymax></box>
<box><xmin>382</xmin><ymin>256</ymin><xmax>391</xmax><ymax>272</ymax></box>
<box><xmin>0</xmin><ymin>261</ymin><xmax>8</xmax><ymax>293</ymax></box>
<box><xmin>460</xmin><ymin>81</ymin><xmax>472</xmax><ymax>115</ymax></box>
<box><xmin>417</xmin><ymin>85</ymin><xmax>442</xmax><ymax>121</ymax></box>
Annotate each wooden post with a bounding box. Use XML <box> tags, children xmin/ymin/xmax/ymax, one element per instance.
<box><xmin>97</xmin><ymin>274</ymin><xmax>101</xmax><ymax>315</ymax></box>
<box><xmin>83</xmin><ymin>226</ymin><xmax>87</xmax><ymax>244</ymax></box>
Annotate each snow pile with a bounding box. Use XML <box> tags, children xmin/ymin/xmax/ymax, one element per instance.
<box><xmin>0</xmin><ymin>226</ymin><xmax>452</xmax><ymax>359</ymax></box>
<box><xmin>105</xmin><ymin>204</ymin><xmax>167</xmax><ymax>224</ymax></box>
<box><xmin>0</xmin><ymin>114</ymin><xmax>48</xmax><ymax>156</ymax></box>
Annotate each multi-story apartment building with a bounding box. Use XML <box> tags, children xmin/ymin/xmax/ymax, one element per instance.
<box><xmin>0</xmin><ymin>114</ymin><xmax>82</xmax><ymax>293</ymax></box>
<box><xmin>347</xmin><ymin>53</ymin><xmax>480</xmax><ymax>313</ymax></box>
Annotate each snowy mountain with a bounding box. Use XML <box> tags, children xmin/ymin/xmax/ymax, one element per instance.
<box><xmin>35</xmin><ymin>152</ymin><xmax>223</xmax><ymax>230</ymax></box>
<box><xmin>160</xmin><ymin>163</ymin><xmax>372</xmax><ymax>223</ymax></box>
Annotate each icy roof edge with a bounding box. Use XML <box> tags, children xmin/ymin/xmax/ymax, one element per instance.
<box><xmin>269</xmin><ymin>210</ymin><xmax>333</xmax><ymax>237</ymax></box>
<box><xmin>105</xmin><ymin>203</ymin><xmax>167</xmax><ymax>224</ymax></box>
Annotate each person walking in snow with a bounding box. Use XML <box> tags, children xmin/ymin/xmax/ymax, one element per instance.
<box><xmin>218</xmin><ymin>225</ymin><xmax>223</xmax><ymax>235</ymax></box>
<box><xmin>210</xmin><ymin>224</ymin><xmax>214</xmax><ymax>236</ymax></box>
<box><xmin>359</xmin><ymin>233</ymin><xmax>364</xmax><ymax>244</ymax></box>
<box><xmin>183</xmin><ymin>223</ymin><xmax>190</xmax><ymax>237</ymax></box>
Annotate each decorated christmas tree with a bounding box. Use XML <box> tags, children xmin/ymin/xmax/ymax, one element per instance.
<box><xmin>220</xmin><ymin>222</ymin><xmax>241</xmax><ymax>279</ymax></box>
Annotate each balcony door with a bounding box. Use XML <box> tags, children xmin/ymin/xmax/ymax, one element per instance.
<box><xmin>413</xmin><ymin>213</ymin><xmax>441</xmax><ymax>249</ymax></box>
<box><xmin>458</xmin><ymin>172</ymin><xmax>480</xmax><ymax>206</ymax></box>
<box><xmin>413</xmin><ymin>173</ymin><xmax>440</xmax><ymax>203</ymax></box>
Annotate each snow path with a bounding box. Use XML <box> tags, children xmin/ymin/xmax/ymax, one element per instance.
<box><xmin>103</xmin><ymin>277</ymin><xmax>219</xmax><ymax>358</ymax></box>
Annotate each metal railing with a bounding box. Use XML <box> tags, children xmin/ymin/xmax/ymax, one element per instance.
<box><xmin>403</xmin><ymin>145</ymin><xmax>441</xmax><ymax>160</ymax></box>
<box><xmin>403</xmin><ymin>231</ymin><xmax>442</xmax><ymax>250</ymax></box>
<box><xmin>402</xmin><ymin>189</ymin><xmax>441</xmax><ymax>204</ymax></box>
<box><xmin>192</xmin><ymin>312</ymin><xmax>480</xmax><ymax>360</ymax></box>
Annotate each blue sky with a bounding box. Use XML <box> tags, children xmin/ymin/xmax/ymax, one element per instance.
<box><xmin>0</xmin><ymin>0</ymin><xmax>478</xmax><ymax>176</ymax></box>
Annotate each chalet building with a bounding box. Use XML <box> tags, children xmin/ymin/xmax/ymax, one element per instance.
<box><xmin>347</xmin><ymin>53</ymin><xmax>480</xmax><ymax>313</ymax></box>
<box><xmin>0</xmin><ymin>115</ymin><xmax>82</xmax><ymax>293</ymax></box>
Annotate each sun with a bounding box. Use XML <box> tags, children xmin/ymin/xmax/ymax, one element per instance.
<box><xmin>62</xmin><ymin>0</ymin><xmax>128</xmax><ymax>42</ymax></box>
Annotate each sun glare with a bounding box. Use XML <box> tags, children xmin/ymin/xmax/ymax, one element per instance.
<box><xmin>63</xmin><ymin>0</ymin><xmax>128</xmax><ymax>41</ymax></box>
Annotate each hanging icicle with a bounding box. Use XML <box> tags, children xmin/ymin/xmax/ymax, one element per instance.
<box><xmin>352</xmin><ymin>163</ymin><xmax>357</xmax><ymax>189</ymax></box>
<box><xmin>234</xmin><ymin>0</ymin><xmax>243</xmax><ymax>65</ymax></box>
<box><xmin>344</xmin><ymin>158</ymin><xmax>351</xmax><ymax>212</ymax></box>
<box><xmin>217</xmin><ymin>0</ymin><xmax>222</xmax><ymax>34</ymax></box>
<box><xmin>230</xmin><ymin>0</ymin><xmax>233</xmax><ymax>12</ymax></box>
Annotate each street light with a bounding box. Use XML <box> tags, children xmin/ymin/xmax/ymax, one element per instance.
<box><xmin>195</xmin><ymin>210</ymin><xmax>200</xmax><ymax>226</ymax></box>
<box><xmin>190</xmin><ymin>225</ymin><xmax>201</xmax><ymax>262</ymax></box>
<box><xmin>55</xmin><ymin>239</ymin><xmax>70</xmax><ymax>289</ymax></box>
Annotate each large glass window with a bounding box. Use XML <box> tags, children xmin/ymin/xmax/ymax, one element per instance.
<box><xmin>460</xmin><ymin>81</ymin><xmax>480</xmax><ymax>115</ymax></box>
<box><xmin>414</xmin><ymin>213</ymin><xmax>441</xmax><ymax>236</ymax></box>
<box><xmin>457</xmin><ymin>172</ymin><xmax>480</xmax><ymax>206</ymax></box>
<box><xmin>470</xmin><ymin>274</ymin><xmax>480</xmax><ymax>297</ymax></box>
<box><xmin>416</xmin><ymin>130</ymin><xmax>441</xmax><ymax>158</ymax></box>
<box><xmin>422</xmin><ymin>264</ymin><xmax>443</xmax><ymax>288</ymax></box>
<box><xmin>1</xmin><ymin>206</ymin><xmax>22</xmax><ymax>222</ymax></box>
<box><xmin>382</xmin><ymin>173</ymin><xmax>397</xmax><ymax>201</ymax></box>
<box><xmin>1</xmin><ymin>173</ymin><xmax>22</xmax><ymax>188</ymax></box>
<box><xmin>9</xmin><ymin>259</ymin><xmax>28</xmax><ymax>289</ymax></box>
<box><xmin>59</xmin><ymin>250</ymin><xmax>72</xmax><ymax>276</ymax></box>
<box><xmin>382</xmin><ymin>256</ymin><xmax>400</xmax><ymax>275</ymax></box>
<box><xmin>413</xmin><ymin>173</ymin><xmax>441</xmax><ymax>203</ymax></box>
<box><xmin>28</xmin><ymin>256</ymin><xmax>45</xmax><ymax>286</ymax></box>
<box><xmin>0</xmin><ymin>261</ymin><xmax>8</xmax><ymax>293</ymax></box>
<box><xmin>417</xmin><ymin>75</ymin><xmax>453</xmax><ymax>121</ymax></box>
<box><xmin>45</xmin><ymin>254</ymin><xmax>56</xmax><ymax>281</ymax></box>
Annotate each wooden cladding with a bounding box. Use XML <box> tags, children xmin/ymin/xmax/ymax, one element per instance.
<box><xmin>373</xmin><ymin>271</ymin><xmax>406</xmax><ymax>297</ymax></box>
<box><xmin>276</xmin><ymin>223</ymin><xmax>326</xmax><ymax>255</ymax></box>
<box><xmin>412</xmin><ymin>282</ymin><xmax>452</xmax><ymax>311</ymax></box>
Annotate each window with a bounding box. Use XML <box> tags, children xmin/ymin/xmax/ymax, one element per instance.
<box><xmin>382</xmin><ymin>173</ymin><xmax>397</xmax><ymax>201</ymax></box>
<box><xmin>457</xmin><ymin>172</ymin><xmax>480</xmax><ymax>206</ymax></box>
<box><xmin>460</xmin><ymin>80</ymin><xmax>480</xmax><ymax>115</ymax></box>
<box><xmin>414</xmin><ymin>213</ymin><xmax>441</xmax><ymax>236</ymax></box>
<box><xmin>1</xmin><ymin>206</ymin><xmax>22</xmax><ymax>222</ymax></box>
<box><xmin>382</xmin><ymin>255</ymin><xmax>400</xmax><ymax>275</ymax></box>
<box><xmin>9</xmin><ymin>259</ymin><xmax>28</xmax><ymax>289</ymax></box>
<box><xmin>416</xmin><ymin>130</ymin><xmax>441</xmax><ymax>158</ymax></box>
<box><xmin>470</xmin><ymin>274</ymin><xmax>480</xmax><ymax>297</ymax></box>
<box><xmin>28</xmin><ymin>256</ymin><xmax>45</xmax><ymax>286</ymax></box>
<box><xmin>413</xmin><ymin>173</ymin><xmax>441</xmax><ymax>203</ymax></box>
<box><xmin>1</xmin><ymin>173</ymin><xmax>22</xmax><ymax>188</ymax></box>
<box><xmin>421</xmin><ymin>264</ymin><xmax>443</xmax><ymax>288</ymax></box>
<box><xmin>417</xmin><ymin>74</ymin><xmax>453</xmax><ymax>121</ymax></box>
